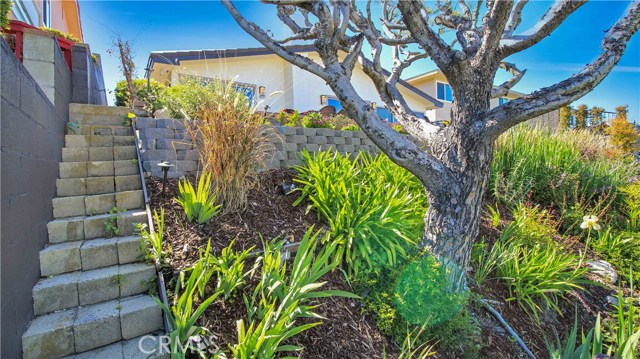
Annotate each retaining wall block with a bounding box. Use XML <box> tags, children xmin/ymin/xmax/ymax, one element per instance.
<box><xmin>134</xmin><ymin>118</ymin><xmax>157</xmax><ymax>128</ymax></box>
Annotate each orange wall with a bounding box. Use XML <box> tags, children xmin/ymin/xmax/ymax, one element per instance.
<box><xmin>10</xmin><ymin>0</ymin><xmax>83</xmax><ymax>41</ymax></box>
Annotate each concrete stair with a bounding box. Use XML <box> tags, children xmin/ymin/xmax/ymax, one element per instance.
<box><xmin>22</xmin><ymin>104</ymin><xmax>164</xmax><ymax>359</ymax></box>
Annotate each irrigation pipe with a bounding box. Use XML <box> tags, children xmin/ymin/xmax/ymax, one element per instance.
<box><xmin>480</xmin><ymin>299</ymin><xmax>537</xmax><ymax>359</ymax></box>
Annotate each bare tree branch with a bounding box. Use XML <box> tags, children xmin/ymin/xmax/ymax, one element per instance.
<box><xmin>491</xmin><ymin>62</ymin><xmax>526</xmax><ymax>98</ymax></box>
<box><xmin>500</xmin><ymin>0</ymin><xmax>586</xmax><ymax>57</ymax></box>
<box><xmin>396</xmin><ymin>0</ymin><xmax>462</xmax><ymax>68</ymax></box>
<box><xmin>503</xmin><ymin>0</ymin><xmax>529</xmax><ymax>37</ymax></box>
<box><xmin>484</xmin><ymin>1</ymin><xmax>640</xmax><ymax>139</ymax></box>
<box><xmin>475</xmin><ymin>0</ymin><xmax>512</xmax><ymax>61</ymax></box>
<box><xmin>324</xmin><ymin>62</ymin><xmax>455</xmax><ymax>194</ymax></box>
<box><xmin>222</xmin><ymin>0</ymin><xmax>329</xmax><ymax>80</ymax></box>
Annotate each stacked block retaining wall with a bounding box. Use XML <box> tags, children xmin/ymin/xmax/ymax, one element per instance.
<box><xmin>136</xmin><ymin>118</ymin><xmax>379</xmax><ymax>178</ymax></box>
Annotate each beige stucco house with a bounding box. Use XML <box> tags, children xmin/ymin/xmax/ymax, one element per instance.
<box><xmin>146</xmin><ymin>45</ymin><xmax>558</xmax><ymax>128</ymax></box>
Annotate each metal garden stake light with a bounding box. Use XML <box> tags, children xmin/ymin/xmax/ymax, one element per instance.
<box><xmin>157</xmin><ymin>161</ymin><xmax>174</xmax><ymax>197</ymax></box>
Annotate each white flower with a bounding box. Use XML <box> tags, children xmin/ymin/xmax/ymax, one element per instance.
<box><xmin>580</xmin><ymin>215</ymin><xmax>601</xmax><ymax>231</ymax></box>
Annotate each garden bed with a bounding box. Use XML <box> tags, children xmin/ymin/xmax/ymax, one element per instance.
<box><xmin>146</xmin><ymin>170</ymin><xmax>400</xmax><ymax>358</ymax></box>
<box><xmin>145</xmin><ymin>162</ymin><xmax>636</xmax><ymax>358</ymax></box>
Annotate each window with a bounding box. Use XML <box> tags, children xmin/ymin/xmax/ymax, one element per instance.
<box><xmin>436</xmin><ymin>82</ymin><xmax>453</xmax><ymax>102</ymax></box>
<box><xmin>42</xmin><ymin>0</ymin><xmax>51</xmax><ymax>27</ymax></box>
<box><xmin>327</xmin><ymin>98</ymin><xmax>342</xmax><ymax>112</ymax></box>
<box><xmin>499</xmin><ymin>97</ymin><xmax>509</xmax><ymax>106</ymax></box>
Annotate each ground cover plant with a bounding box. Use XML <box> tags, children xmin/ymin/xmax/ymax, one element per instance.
<box><xmin>148</xmin><ymin>123</ymin><xmax>640</xmax><ymax>358</ymax></box>
<box><xmin>293</xmin><ymin>150</ymin><xmax>426</xmax><ymax>275</ymax></box>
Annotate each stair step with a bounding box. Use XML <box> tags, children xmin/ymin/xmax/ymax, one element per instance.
<box><xmin>67</xmin><ymin>124</ymin><xmax>134</xmax><ymax>137</ymax></box>
<box><xmin>22</xmin><ymin>294</ymin><xmax>163</xmax><ymax>359</ymax></box>
<box><xmin>60</xmin><ymin>160</ymin><xmax>139</xmax><ymax>179</ymax></box>
<box><xmin>69</xmin><ymin>103</ymin><xmax>145</xmax><ymax>118</ymax></box>
<box><xmin>52</xmin><ymin>190</ymin><xmax>144</xmax><ymax>218</ymax></box>
<box><xmin>57</xmin><ymin>175</ymin><xmax>142</xmax><ymax>197</ymax></box>
<box><xmin>47</xmin><ymin>210</ymin><xmax>147</xmax><ymax>243</ymax></box>
<box><xmin>69</xmin><ymin>114</ymin><xmax>134</xmax><ymax>127</ymax></box>
<box><xmin>33</xmin><ymin>262</ymin><xmax>155</xmax><ymax>315</ymax></box>
<box><xmin>65</xmin><ymin>135</ymin><xmax>136</xmax><ymax>148</ymax></box>
<box><xmin>61</xmin><ymin>334</ymin><xmax>168</xmax><ymax>359</ymax></box>
<box><xmin>39</xmin><ymin>235</ymin><xmax>143</xmax><ymax>277</ymax></box>
<box><xmin>62</xmin><ymin>146</ymin><xmax>137</xmax><ymax>162</ymax></box>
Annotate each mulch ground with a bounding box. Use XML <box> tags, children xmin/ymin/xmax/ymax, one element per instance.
<box><xmin>146</xmin><ymin>169</ymin><xmax>399</xmax><ymax>358</ymax></box>
<box><xmin>146</xmin><ymin>170</ymin><xmax>623</xmax><ymax>358</ymax></box>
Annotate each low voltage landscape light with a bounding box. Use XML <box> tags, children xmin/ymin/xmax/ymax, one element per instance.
<box><xmin>157</xmin><ymin>161</ymin><xmax>174</xmax><ymax>197</ymax></box>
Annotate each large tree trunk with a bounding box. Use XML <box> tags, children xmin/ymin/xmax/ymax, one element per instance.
<box><xmin>421</xmin><ymin>75</ymin><xmax>495</xmax><ymax>285</ymax></box>
<box><xmin>422</xmin><ymin>142</ymin><xmax>493</xmax><ymax>284</ymax></box>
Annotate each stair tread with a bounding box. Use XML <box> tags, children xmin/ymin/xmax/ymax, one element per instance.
<box><xmin>23</xmin><ymin>294</ymin><xmax>163</xmax><ymax>358</ymax></box>
<box><xmin>33</xmin><ymin>262</ymin><xmax>156</xmax><ymax>315</ymax></box>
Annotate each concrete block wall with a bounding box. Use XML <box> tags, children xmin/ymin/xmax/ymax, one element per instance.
<box><xmin>1</xmin><ymin>37</ymin><xmax>68</xmax><ymax>359</ymax></box>
<box><xmin>136</xmin><ymin>119</ymin><xmax>379</xmax><ymax>178</ymax></box>
<box><xmin>137</xmin><ymin>118</ymin><xmax>199</xmax><ymax>178</ymax></box>
<box><xmin>266</xmin><ymin>125</ymin><xmax>379</xmax><ymax>169</ymax></box>
<box><xmin>71</xmin><ymin>43</ymin><xmax>107</xmax><ymax>106</ymax></box>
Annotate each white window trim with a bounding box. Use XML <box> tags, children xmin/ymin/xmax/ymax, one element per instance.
<box><xmin>435</xmin><ymin>81</ymin><xmax>453</xmax><ymax>103</ymax></box>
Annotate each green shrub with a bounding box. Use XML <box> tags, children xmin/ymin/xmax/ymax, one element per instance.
<box><xmin>1</xmin><ymin>1</ymin><xmax>12</xmax><ymax>30</ymax></box>
<box><xmin>327</xmin><ymin>114</ymin><xmax>357</xmax><ymax>130</ymax></box>
<box><xmin>394</xmin><ymin>255</ymin><xmax>467</xmax><ymax>326</ymax></box>
<box><xmin>213</xmin><ymin>240</ymin><xmax>253</xmax><ymax>300</ymax></box>
<box><xmin>293</xmin><ymin>150</ymin><xmax>426</xmax><ymax>274</ymax></box>
<box><xmin>277</xmin><ymin>110</ymin><xmax>300</xmax><ymax>127</ymax></box>
<box><xmin>165</xmin><ymin>79</ymin><xmax>251</xmax><ymax>121</ymax></box>
<box><xmin>341</xmin><ymin>124</ymin><xmax>360</xmax><ymax>131</ymax></box>
<box><xmin>491</xmin><ymin>126</ymin><xmax>636</xmax><ymax>229</ymax></box>
<box><xmin>620</xmin><ymin>183</ymin><xmax>640</xmax><ymax>232</ymax></box>
<box><xmin>471</xmin><ymin>237</ymin><xmax>507</xmax><ymax>285</ymax></box>
<box><xmin>300</xmin><ymin>112</ymin><xmax>333</xmax><ymax>128</ymax></box>
<box><xmin>114</xmin><ymin>78</ymin><xmax>168</xmax><ymax>114</ymax></box>
<box><xmin>497</xmin><ymin>237</ymin><xmax>589</xmax><ymax>322</ymax></box>
<box><xmin>353</xmin><ymin>258</ymin><xmax>482</xmax><ymax>358</ymax></box>
<box><xmin>155</xmin><ymin>260</ymin><xmax>223</xmax><ymax>359</ymax></box>
<box><xmin>176</xmin><ymin>172</ymin><xmax>221</xmax><ymax>224</ymax></box>
<box><xmin>591</xmin><ymin>229</ymin><xmax>640</xmax><ymax>285</ymax></box>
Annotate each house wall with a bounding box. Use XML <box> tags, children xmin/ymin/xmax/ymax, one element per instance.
<box><xmin>1</xmin><ymin>36</ymin><xmax>69</xmax><ymax>359</ymax></box>
<box><xmin>10</xmin><ymin>0</ymin><xmax>83</xmax><ymax>41</ymax></box>
<box><xmin>410</xmin><ymin>75</ymin><xmax>558</xmax><ymax>129</ymax></box>
<box><xmin>168</xmin><ymin>55</ymin><xmax>293</xmax><ymax>111</ymax></box>
<box><xmin>291</xmin><ymin>52</ymin><xmax>428</xmax><ymax>114</ymax></box>
<box><xmin>156</xmin><ymin>52</ymin><xmax>431</xmax><ymax>115</ymax></box>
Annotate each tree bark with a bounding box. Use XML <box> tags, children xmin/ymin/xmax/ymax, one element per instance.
<box><xmin>422</xmin><ymin>142</ymin><xmax>492</xmax><ymax>285</ymax></box>
<box><xmin>420</xmin><ymin>75</ymin><xmax>495</xmax><ymax>283</ymax></box>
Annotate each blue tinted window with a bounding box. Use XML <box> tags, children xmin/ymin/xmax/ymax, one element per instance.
<box><xmin>376</xmin><ymin>107</ymin><xmax>400</xmax><ymax>123</ymax></box>
<box><xmin>499</xmin><ymin>97</ymin><xmax>509</xmax><ymax>105</ymax></box>
<box><xmin>437</xmin><ymin>83</ymin><xmax>445</xmax><ymax>101</ymax></box>
<box><xmin>327</xmin><ymin>98</ymin><xmax>342</xmax><ymax>112</ymax></box>
<box><xmin>232</xmin><ymin>84</ymin><xmax>254</xmax><ymax>106</ymax></box>
<box><xmin>445</xmin><ymin>85</ymin><xmax>452</xmax><ymax>102</ymax></box>
<box><xmin>437</xmin><ymin>83</ymin><xmax>452</xmax><ymax>102</ymax></box>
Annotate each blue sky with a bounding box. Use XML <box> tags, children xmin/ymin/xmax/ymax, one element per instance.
<box><xmin>79</xmin><ymin>1</ymin><xmax>640</xmax><ymax>121</ymax></box>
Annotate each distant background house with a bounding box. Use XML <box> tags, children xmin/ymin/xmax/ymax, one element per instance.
<box><xmin>146</xmin><ymin>45</ymin><xmax>442</xmax><ymax>122</ymax></box>
<box><xmin>10</xmin><ymin>0</ymin><xmax>83</xmax><ymax>41</ymax></box>
<box><xmin>146</xmin><ymin>46</ymin><xmax>558</xmax><ymax>128</ymax></box>
<box><xmin>406</xmin><ymin>69</ymin><xmax>524</xmax><ymax>123</ymax></box>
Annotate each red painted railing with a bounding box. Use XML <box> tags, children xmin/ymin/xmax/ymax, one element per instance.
<box><xmin>2</xmin><ymin>20</ymin><xmax>75</xmax><ymax>70</ymax></box>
